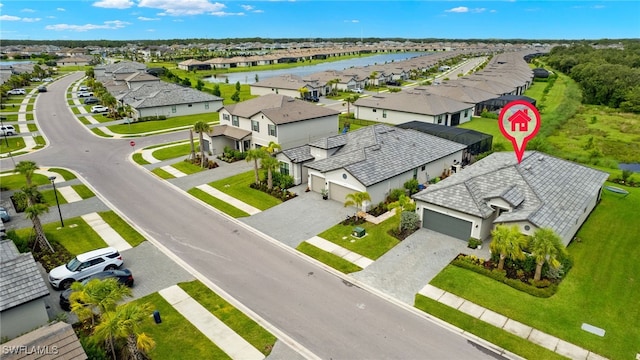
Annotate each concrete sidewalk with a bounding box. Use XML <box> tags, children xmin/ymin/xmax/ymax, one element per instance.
<box><xmin>305</xmin><ymin>236</ymin><xmax>374</xmax><ymax>269</ymax></box>
<box><xmin>159</xmin><ymin>285</ymin><xmax>264</xmax><ymax>360</ymax></box>
<box><xmin>81</xmin><ymin>212</ymin><xmax>132</xmax><ymax>252</ymax></box>
<box><xmin>418</xmin><ymin>284</ymin><xmax>607</xmax><ymax>360</ymax></box>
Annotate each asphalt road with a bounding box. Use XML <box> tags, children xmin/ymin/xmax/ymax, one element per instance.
<box><xmin>2</xmin><ymin>72</ymin><xmax>509</xmax><ymax>360</ymax></box>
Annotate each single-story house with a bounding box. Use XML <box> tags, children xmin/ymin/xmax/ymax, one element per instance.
<box><xmin>354</xmin><ymin>90</ymin><xmax>474</xmax><ymax>126</ymax></box>
<box><xmin>56</xmin><ymin>56</ymin><xmax>92</xmax><ymax>67</ymax></box>
<box><xmin>296</xmin><ymin>124</ymin><xmax>466</xmax><ymax>205</ymax></box>
<box><xmin>412</xmin><ymin>151</ymin><xmax>609</xmax><ymax>244</ymax></box>
<box><xmin>250</xmin><ymin>75</ymin><xmax>324</xmax><ymax>98</ymax></box>
<box><xmin>414</xmin><ymin>84</ymin><xmax>499</xmax><ymax>116</ymax></box>
<box><xmin>210</xmin><ymin>94</ymin><xmax>339</xmax><ymax>154</ymax></box>
<box><xmin>0</xmin><ymin>240</ymin><xmax>50</xmax><ymax>341</ymax></box>
<box><xmin>1</xmin><ymin>321</ymin><xmax>87</xmax><ymax>360</ymax></box>
<box><xmin>178</xmin><ymin>59</ymin><xmax>210</xmax><ymax>71</ymax></box>
<box><xmin>116</xmin><ymin>82</ymin><xmax>223</xmax><ymax>119</ymax></box>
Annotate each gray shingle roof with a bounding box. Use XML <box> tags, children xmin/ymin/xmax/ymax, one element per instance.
<box><xmin>282</xmin><ymin>145</ymin><xmax>314</xmax><ymax>163</ymax></box>
<box><xmin>224</xmin><ymin>94</ymin><xmax>339</xmax><ymax>125</ymax></box>
<box><xmin>0</xmin><ymin>240</ymin><xmax>50</xmax><ymax>312</ymax></box>
<box><xmin>354</xmin><ymin>90</ymin><xmax>473</xmax><ymax>115</ymax></box>
<box><xmin>119</xmin><ymin>82</ymin><xmax>222</xmax><ymax>109</ymax></box>
<box><xmin>305</xmin><ymin>124</ymin><xmax>466</xmax><ymax>186</ymax></box>
<box><xmin>413</xmin><ymin>151</ymin><xmax>609</xmax><ymax>243</ymax></box>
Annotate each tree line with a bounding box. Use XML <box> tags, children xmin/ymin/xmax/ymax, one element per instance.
<box><xmin>544</xmin><ymin>42</ymin><xmax>640</xmax><ymax>112</ymax></box>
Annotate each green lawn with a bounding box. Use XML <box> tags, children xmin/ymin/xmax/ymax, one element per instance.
<box><xmin>208</xmin><ymin>170</ymin><xmax>281</xmax><ymax>210</ymax></box>
<box><xmin>317</xmin><ymin>216</ymin><xmax>400</xmax><ymax>260</ymax></box>
<box><xmin>107</xmin><ymin>113</ymin><xmax>218</xmax><ymax>135</ymax></box>
<box><xmin>0</xmin><ymin>173</ymin><xmax>54</xmax><ymax>189</ymax></box>
<box><xmin>71</xmin><ymin>184</ymin><xmax>95</xmax><ymax>199</ymax></box>
<box><xmin>428</xmin><ymin>186</ymin><xmax>640</xmax><ymax>360</ymax></box>
<box><xmin>187</xmin><ymin>188</ymin><xmax>250</xmax><ymax>218</ymax></box>
<box><xmin>49</xmin><ymin>168</ymin><xmax>77</xmax><ymax>180</ymax></box>
<box><xmin>40</xmin><ymin>189</ymin><xmax>68</xmax><ymax>205</ymax></box>
<box><xmin>414</xmin><ymin>295</ymin><xmax>567</xmax><ymax>360</ymax></box>
<box><xmin>151</xmin><ymin>167</ymin><xmax>175</xmax><ymax>179</ymax></box>
<box><xmin>133</xmin><ymin>293</ymin><xmax>230</xmax><ymax>360</ymax></box>
<box><xmin>15</xmin><ymin>216</ymin><xmax>108</xmax><ymax>255</ymax></box>
<box><xmin>171</xmin><ymin>160</ymin><xmax>205</xmax><ymax>175</ymax></box>
<box><xmin>178</xmin><ymin>281</ymin><xmax>277</xmax><ymax>356</ymax></box>
<box><xmin>132</xmin><ymin>152</ymin><xmax>151</xmax><ymax>165</ymax></box>
<box><xmin>296</xmin><ymin>242</ymin><xmax>363</xmax><ymax>274</ymax></box>
<box><xmin>98</xmin><ymin>211</ymin><xmax>146</xmax><ymax>247</ymax></box>
<box><xmin>0</xmin><ymin>136</ymin><xmax>27</xmax><ymax>154</ymax></box>
<box><xmin>152</xmin><ymin>142</ymin><xmax>196</xmax><ymax>161</ymax></box>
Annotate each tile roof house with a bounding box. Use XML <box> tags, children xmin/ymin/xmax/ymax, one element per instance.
<box><xmin>1</xmin><ymin>321</ymin><xmax>87</xmax><ymax>360</ymax></box>
<box><xmin>210</xmin><ymin>94</ymin><xmax>339</xmax><ymax>155</ymax></box>
<box><xmin>287</xmin><ymin>124</ymin><xmax>466</xmax><ymax>204</ymax></box>
<box><xmin>354</xmin><ymin>90</ymin><xmax>474</xmax><ymax>126</ymax></box>
<box><xmin>0</xmin><ymin>240</ymin><xmax>50</xmax><ymax>340</ymax></box>
<box><xmin>250</xmin><ymin>74</ymin><xmax>324</xmax><ymax>99</ymax></box>
<box><xmin>115</xmin><ymin>82</ymin><xmax>223</xmax><ymax>119</ymax></box>
<box><xmin>412</xmin><ymin>151</ymin><xmax>609</xmax><ymax>244</ymax></box>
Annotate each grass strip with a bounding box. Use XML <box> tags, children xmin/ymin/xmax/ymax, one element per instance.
<box><xmin>187</xmin><ymin>188</ymin><xmax>249</xmax><ymax>218</ymax></box>
<box><xmin>296</xmin><ymin>242</ymin><xmax>363</xmax><ymax>274</ymax></box>
<box><xmin>98</xmin><ymin>211</ymin><xmax>146</xmax><ymax>247</ymax></box>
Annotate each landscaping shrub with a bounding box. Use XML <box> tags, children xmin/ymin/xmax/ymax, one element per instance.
<box><xmin>387</xmin><ymin>188</ymin><xmax>406</xmax><ymax>203</ymax></box>
<box><xmin>248</xmin><ymin>182</ymin><xmax>297</xmax><ymax>202</ymax></box>
<box><xmin>403</xmin><ymin>179</ymin><xmax>419</xmax><ymax>195</ymax></box>
<box><xmin>270</xmin><ymin>172</ymin><xmax>294</xmax><ymax>189</ymax></box>
<box><xmin>367</xmin><ymin>202</ymin><xmax>387</xmax><ymax>217</ymax></box>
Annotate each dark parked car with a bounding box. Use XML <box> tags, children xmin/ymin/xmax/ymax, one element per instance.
<box><xmin>59</xmin><ymin>269</ymin><xmax>134</xmax><ymax>311</ymax></box>
<box><xmin>306</xmin><ymin>96</ymin><xmax>319</xmax><ymax>102</ymax></box>
<box><xmin>37</xmin><ymin>85</ymin><xmax>47</xmax><ymax>93</ymax></box>
<box><xmin>84</xmin><ymin>97</ymin><xmax>99</xmax><ymax>105</ymax></box>
<box><xmin>0</xmin><ymin>206</ymin><xmax>10</xmax><ymax>222</ymax></box>
<box><xmin>386</xmin><ymin>80</ymin><xmax>401</xmax><ymax>86</ymax></box>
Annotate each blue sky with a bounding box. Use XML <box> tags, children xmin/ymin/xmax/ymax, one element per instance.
<box><xmin>1</xmin><ymin>1</ymin><xmax>638</xmax><ymax>41</ymax></box>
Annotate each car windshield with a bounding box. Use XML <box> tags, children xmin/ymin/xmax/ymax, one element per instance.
<box><xmin>66</xmin><ymin>257</ymin><xmax>82</xmax><ymax>271</ymax></box>
<box><xmin>0</xmin><ymin>209</ymin><xmax>7</xmax><ymax>215</ymax></box>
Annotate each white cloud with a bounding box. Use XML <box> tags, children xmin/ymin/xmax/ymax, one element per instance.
<box><xmin>45</xmin><ymin>20</ymin><xmax>130</xmax><ymax>32</ymax></box>
<box><xmin>344</xmin><ymin>19</ymin><xmax>359</xmax><ymax>23</ymax></box>
<box><xmin>94</xmin><ymin>0</ymin><xmax>135</xmax><ymax>9</ymax></box>
<box><xmin>147</xmin><ymin>28</ymin><xmax>155</xmax><ymax>32</ymax></box>
<box><xmin>21</xmin><ymin>8</ymin><xmax>36</xmax><ymax>13</ymax></box>
<box><xmin>0</xmin><ymin>15</ymin><xmax>21</xmax><ymax>21</ymax></box>
<box><xmin>0</xmin><ymin>14</ymin><xmax>40</xmax><ymax>22</ymax></box>
<box><xmin>241</xmin><ymin>5</ymin><xmax>253</xmax><ymax>11</ymax></box>
<box><xmin>138</xmin><ymin>0</ymin><xmax>227</xmax><ymax>16</ymax></box>
<box><xmin>446</xmin><ymin>6</ymin><xmax>468</xmax><ymax>13</ymax></box>
<box><xmin>445</xmin><ymin>6</ymin><xmax>486</xmax><ymax>14</ymax></box>
<box><xmin>57</xmin><ymin>8</ymin><xmax>66</xmax><ymax>11</ymax></box>
<box><xmin>138</xmin><ymin>16</ymin><xmax>160</xmax><ymax>20</ymax></box>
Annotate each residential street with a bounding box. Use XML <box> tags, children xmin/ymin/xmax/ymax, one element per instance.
<box><xmin>0</xmin><ymin>72</ymin><xmax>510</xmax><ymax>359</ymax></box>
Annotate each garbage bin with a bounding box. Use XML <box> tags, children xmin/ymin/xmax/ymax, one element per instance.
<box><xmin>153</xmin><ymin>310</ymin><xmax>162</xmax><ymax>324</ymax></box>
<box><xmin>352</xmin><ymin>226</ymin><xmax>366</xmax><ymax>238</ymax></box>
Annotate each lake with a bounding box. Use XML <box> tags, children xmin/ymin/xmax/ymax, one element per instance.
<box><xmin>205</xmin><ymin>52</ymin><xmax>430</xmax><ymax>85</ymax></box>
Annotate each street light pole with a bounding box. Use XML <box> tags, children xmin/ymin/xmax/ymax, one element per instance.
<box><xmin>48</xmin><ymin>176</ymin><xmax>64</xmax><ymax>227</ymax></box>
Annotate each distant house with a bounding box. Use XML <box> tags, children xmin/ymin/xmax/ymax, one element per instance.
<box><xmin>210</xmin><ymin>94</ymin><xmax>339</xmax><ymax>154</ymax></box>
<box><xmin>412</xmin><ymin>151</ymin><xmax>609</xmax><ymax>244</ymax></box>
<box><xmin>354</xmin><ymin>90</ymin><xmax>474</xmax><ymax>126</ymax></box>
<box><xmin>1</xmin><ymin>322</ymin><xmax>87</xmax><ymax>360</ymax></box>
<box><xmin>287</xmin><ymin>124</ymin><xmax>465</xmax><ymax>204</ymax></box>
<box><xmin>56</xmin><ymin>56</ymin><xmax>92</xmax><ymax>66</ymax></box>
<box><xmin>250</xmin><ymin>75</ymin><xmax>324</xmax><ymax>99</ymax></box>
<box><xmin>0</xmin><ymin>240</ymin><xmax>50</xmax><ymax>341</ymax></box>
<box><xmin>178</xmin><ymin>59</ymin><xmax>211</xmax><ymax>71</ymax></box>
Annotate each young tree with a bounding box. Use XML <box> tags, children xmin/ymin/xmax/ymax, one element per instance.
<box><xmin>261</xmin><ymin>156</ymin><xmax>279</xmax><ymax>190</ymax></box>
<box><xmin>245</xmin><ymin>148</ymin><xmax>266</xmax><ymax>184</ymax></box>
<box><xmin>212</xmin><ymin>83</ymin><xmax>221</xmax><ymax>97</ymax></box>
<box><xmin>489</xmin><ymin>225</ymin><xmax>526</xmax><ymax>271</ymax></box>
<box><xmin>14</xmin><ymin>160</ymin><xmax>38</xmax><ymax>186</ymax></box>
<box><xmin>529</xmin><ymin>228</ymin><xmax>567</xmax><ymax>281</ymax></box>
<box><xmin>387</xmin><ymin>194</ymin><xmax>416</xmax><ymax>231</ymax></box>
<box><xmin>188</xmin><ymin>128</ymin><xmax>196</xmax><ymax>161</ymax></box>
<box><xmin>193</xmin><ymin>121</ymin><xmax>211</xmax><ymax>167</ymax></box>
<box><xmin>235</xmin><ymin>81</ymin><xmax>241</xmax><ymax>92</ymax></box>
<box><xmin>345</xmin><ymin>94</ymin><xmax>359</xmax><ymax>114</ymax></box>
<box><xmin>344</xmin><ymin>191</ymin><xmax>371</xmax><ymax>217</ymax></box>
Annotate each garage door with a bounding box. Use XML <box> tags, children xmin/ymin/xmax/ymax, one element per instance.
<box><xmin>311</xmin><ymin>175</ymin><xmax>325</xmax><ymax>193</ymax></box>
<box><xmin>422</xmin><ymin>209</ymin><xmax>472</xmax><ymax>241</ymax></box>
<box><xmin>329</xmin><ymin>183</ymin><xmax>355</xmax><ymax>202</ymax></box>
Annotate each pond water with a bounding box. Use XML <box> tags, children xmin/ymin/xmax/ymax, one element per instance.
<box><xmin>205</xmin><ymin>52</ymin><xmax>430</xmax><ymax>85</ymax></box>
<box><xmin>619</xmin><ymin>163</ymin><xmax>640</xmax><ymax>172</ymax></box>
<box><xmin>0</xmin><ymin>60</ymin><xmax>35</xmax><ymax>66</ymax></box>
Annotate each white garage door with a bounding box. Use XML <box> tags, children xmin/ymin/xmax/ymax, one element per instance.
<box><xmin>329</xmin><ymin>183</ymin><xmax>356</xmax><ymax>203</ymax></box>
<box><xmin>311</xmin><ymin>175</ymin><xmax>325</xmax><ymax>192</ymax></box>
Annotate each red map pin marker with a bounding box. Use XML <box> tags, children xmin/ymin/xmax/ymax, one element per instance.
<box><xmin>498</xmin><ymin>100</ymin><xmax>541</xmax><ymax>163</ymax></box>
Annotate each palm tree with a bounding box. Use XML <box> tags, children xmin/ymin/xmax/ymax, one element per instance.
<box><xmin>530</xmin><ymin>228</ymin><xmax>567</xmax><ymax>281</ymax></box>
<box><xmin>387</xmin><ymin>194</ymin><xmax>416</xmax><ymax>231</ymax></box>
<box><xmin>188</xmin><ymin>128</ymin><xmax>196</xmax><ymax>161</ymax></box>
<box><xmin>193</xmin><ymin>121</ymin><xmax>212</xmax><ymax>168</ymax></box>
<box><xmin>261</xmin><ymin>156</ymin><xmax>279</xmax><ymax>190</ymax></box>
<box><xmin>245</xmin><ymin>148</ymin><xmax>266</xmax><ymax>184</ymax></box>
<box><xmin>345</xmin><ymin>94</ymin><xmax>359</xmax><ymax>114</ymax></box>
<box><xmin>489</xmin><ymin>225</ymin><xmax>526</xmax><ymax>271</ymax></box>
<box><xmin>265</xmin><ymin>141</ymin><xmax>281</xmax><ymax>155</ymax></box>
<box><xmin>70</xmin><ymin>278</ymin><xmax>132</xmax><ymax>326</ymax></box>
<box><xmin>14</xmin><ymin>160</ymin><xmax>38</xmax><ymax>186</ymax></box>
<box><xmin>24</xmin><ymin>201</ymin><xmax>54</xmax><ymax>252</ymax></box>
<box><xmin>298</xmin><ymin>87</ymin><xmax>309</xmax><ymax>100</ymax></box>
<box><xmin>344</xmin><ymin>191</ymin><xmax>371</xmax><ymax>218</ymax></box>
<box><xmin>93</xmin><ymin>302</ymin><xmax>156</xmax><ymax>360</ymax></box>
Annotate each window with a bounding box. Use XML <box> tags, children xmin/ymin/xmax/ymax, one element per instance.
<box><xmin>232</xmin><ymin>116</ymin><xmax>239</xmax><ymax>126</ymax></box>
<box><xmin>437</xmin><ymin>115</ymin><xmax>442</xmax><ymax>124</ymax></box>
<box><xmin>279</xmin><ymin>162</ymin><xmax>289</xmax><ymax>176</ymax></box>
<box><xmin>268</xmin><ymin>124</ymin><xmax>277</xmax><ymax>137</ymax></box>
<box><xmin>188</xmin><ymin>104</ymin><xmax>193</xmax><ymax>108</ymax></box>
<box><xmin>171</xmin><ymin>105</ymin><xmax>177</xmax><ymax>113</ymax></box>
<box><xmin>464</xmin><ymin>109</ymin><xmax>469</xmax><ymax>117</ymax></box>
<box><xmin>373</xmin><ymin>108</ymin><xmax>377</xmax><ymax>113</ymax></box>
<box><xmin>382</xmin><ymin>110</ymin><xmax>387</xmax><ymax>118</ymax></box>
<box><xmin>223</xmin><ymin>113</ymin><xmax>230</xmax><ymax>121</ymax></box>
<box><xmin>205</xmin><ymin>103</ymin><xmax>209</xmax><ymax>109</ymax></box>
<box><xmin>251</xmin><ymin>120</ymin><xmax>260</xmax><ymax>132</ymax></box>
<box><xmin>421</xmin><ymin>165</ymin><xmax>426</xmax><ymax>171</ymax></box>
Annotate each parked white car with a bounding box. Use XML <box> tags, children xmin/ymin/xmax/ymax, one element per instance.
<box><xmin>0</xmin><ymin>125</ymin><xmax>16</xmax><ymax>136</ymax></box>
<box><xmin>7</xmin><ymin>88</ymin><xmax>26</xmax><ymax>95</ymax></box>
<box><xmin>48</xmin><ymin>247</ymin><xmax>124</xmax><ymax>289</ymax></box>
<box><xmin>91</xmin><ymin>105</ymin><xmax>109</xmax><ymax>113</ymax></box>
<box><xmin>78</xmin><ymin>86</ymin><xmax>90</xmax><ymax>91</ymax></box>
<box><xmin>352</xmin><ymin>88</ymin><xmax>363</xmax><ymax>93</ymax></box>
<box><xmin>77</xmin><ymin>91</ymin><xmax>93</xmax><ymax>97</ymax></box>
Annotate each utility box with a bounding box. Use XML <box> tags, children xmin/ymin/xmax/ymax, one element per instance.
<box><xmin>153</xmin><ymin>310</ymin><xmax>162</xmax><ymax>324</ymax></box>
<box><xmin>352</xmin><ymin>226</ymin><xmax>366</xmax><ymax>238</ymax></box>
